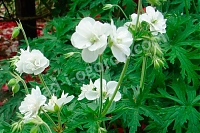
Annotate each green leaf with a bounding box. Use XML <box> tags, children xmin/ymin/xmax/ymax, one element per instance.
<box><xmin>167</xmin><ymin>46</ymin><xmax>199</xmax><ymax>87</ymax></box>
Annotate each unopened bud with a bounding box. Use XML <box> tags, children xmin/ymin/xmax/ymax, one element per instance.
<box><xmin>103</xmin><ymin>4</ymin><xmax>113</xmax><ymax>10</ymax></box>
<box><xmin>12</xmin><ymin>83</ymin><xmax>20</xmax><ymax>94</ymax></box>
<box><xmin>30</xmin><ymin>126</ymin><xmax>39</xmax><ymax>133</ymax></box>
<box><xmin>8</xmin><ymin>78</ymin><xmax>17</xmax><ymax>87</ymax></box>
<box><xmin>64</xmin><ymin>52</ymin><xmax>75</xmax><ymax>59</ymax></box>
<box><xmin>11</xmin><ymin>27</ymin><xmax>20</xmax><ymax>39</ymax></box>
<box><xmin>54</xmin><ymin>103</ymin><xmax>60</xmax><ymax>112</ymax></box>
<box><xmin>153</xmin><ymin>57</ymin><xmax>164</xmax><ymax>69</ymax></box>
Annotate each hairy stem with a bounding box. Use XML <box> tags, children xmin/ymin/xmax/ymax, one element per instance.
<box><xmin>41</xmin><ymin>109</ymin><xmax>57</xmax><ymax>129</ymax></box>
<box><xmin>43</xmin><ymin>122</ymin><xmax>53</xmax><ymax>133</ymax></box>
<box><xmin>184</xmin><ymin>0</ymin><xmax>189</xmax><ymax>15</ymax></box>
<box><xmin>57</xmin><ymin>110</ymin><xmax>62</xmax><ymax>132</ymax></box>
<box><xmin>139</xmin><ymin>56</ymin><xmax>147</xmax><ymax>92</ymax></box>
<box><xmin>102</xmin><ymin>56</ymin><xmax>130</xmax><ymax>116</ymax></box>
<box><xmin>113</xmin><ymin>4</ymin><xmax>128</xmax><ymax>19</ymax></box>
<box><xmin>38</xmin><ymin>74</ymin><xmax>52</xmax><ymax>96</ymax></box>
<box><xmin>10</xmin><ymin>72</ymin><xmax>29</xmax><ymax>94</ymax></box>
<box><xmin>101</xmin><ymin>0</ymin><xmax>142</xmax><ymax>116</ymax></box>
<box><xmin>18</xmin><ymin>21</ymin><xmax>29</xmax><ymax>47</ymax></box>
<box><xmin>98</xmin><ymin>55</ymin><xmax>103</xmax><ymax>117</ymax></box>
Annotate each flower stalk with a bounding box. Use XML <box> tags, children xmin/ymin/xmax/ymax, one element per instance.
<box><xmin>113</xmin><ymin>4</ymin><xmax>128</xmax><ymax>19</ymax></box>
<box><xmin>41</xmin><ymin>109</ymin><xmax>58</xmax><ymax>129</ymax></box>
<box><xmin>184</xmin><ymin>0</ymin><xmax>189</xmax><ymax>15</ymax></box>
<box><xmin>17</xmin><ymin>21</ymin><xmax>29</xmax><ymax>47</ymax></box>
<box><xmin>38</xmin><ymin>74</ymin><xmax>52</xmax><ymax>97</ymax></box>
<box><xmin>57</xmin><ymin>110</ymin><xmax>62</xmax><ymax>132</ymax></box>
<box><xmin>10</xmin><ymin>71</ymin><xmax>29</xmax><ymax>94</ymax></box>
<box><xmin>102</xmin><ymin>56</ymin><xmax>130</xmax><ymax>116</ymax></box>
<box><xmin>43</xmin><ymin>122</ymin><xmax>53</xmax><ymax>133</ymax></box>
<box><xmin>101</xmin><ymin>0</ymin><xmax>143</xmax><ymax>117</ymax></box>
<box><xmin>139</xmin><ymin>56</ymin><xmax>147</xmax><ymax>92</ymax></box>
<box><xmin>99</xmin><ymin>55</ymin><xmax>103</xmax><ymax>117</ymax></box>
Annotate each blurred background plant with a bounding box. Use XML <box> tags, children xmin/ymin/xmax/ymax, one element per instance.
<box><xmin>0</xmin><ymin>0</ymin><xmax>200</xmax><ymax>132</ymax></box>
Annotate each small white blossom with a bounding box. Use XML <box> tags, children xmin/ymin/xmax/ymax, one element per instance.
<box><xmin>94</xmin><ymin>78</ymin><xmax>121</xmax><ymax>102</ymax></box>
<box><xmin>78</xmin><ymin>79</ymin><xmax>99</xmax><ymax>100</ymax></box>
<box><xmin>110</xmin><ymin>20</ymin><xmax>133</xmax><ymax>62</ymax></box>
<box><xmin>44</xmin><ymin>91</ymin><xmax>74</xmax><ymax>112</ymax></box>
<box><xmin>140</xmin><ymin>6</ymin><xmax>167</xmax><ymax>35</ymax></box>
<box><xmin>71</xmin><ymin>17</ymin><xmax>111</xmax><ymax>63</ymax></box>
<box><xmin>79</xmin><ymin>79</ymin><xmax>121</xmax><ymax>102</ymax></box>
<box><xmin>15</xmin><ymin>47</ymin><xmax>49</xmax><ymax>75</ymax></box>
<box><xmin>19</xmin><ymin>86</ymin><xmax>46</xmax><ymax>121</ymax></box>
<box><xmin>125</xmin><ymin>13</ymin><xmax>141</xmax><ymax>27</ymax></box>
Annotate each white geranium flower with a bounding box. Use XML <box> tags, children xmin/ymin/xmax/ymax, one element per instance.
<box><xmin>15</xmin><ymin>47</ymin><xmax>49</xmax><ymax>75</ymax></box>
<box><xmin>110</xmin><ymin>20</ymin><xmax>133</xmax><ymax>63</ymax></box>
<box><xmin>140</xmin><ymin>6</ymin><xmax>167</xmax><ymax>35</ymax></box>
<box><xmin>125</xmin><ymin>13</ymin><xmax>141</xmax><ymax>27</ymax></box>
<box><xmin>94</xmin><ymin>78</ymin><xmax>121</xmax><ymax>102</ymax></box>
<box><xmin>71</xmin><ymin>17</ymin><xmax>111</xmax><ymax>63</ymax></box>
<box><xmin>44</xmin><ymin>91</ymin><xmax>74</xmax><ymax>112</ymax></box>
<box><xmin>78</xmin><ymin>79</ymin><xmax>99</xmax><ymax>100</ymax></box>
<box><xmin>19</xmin><ymin>86</ymin><xmax>46</xmax><ymax>121</ymax></box>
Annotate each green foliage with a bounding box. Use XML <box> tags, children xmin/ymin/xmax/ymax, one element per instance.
<box><xmin>0</xmin><ymin>0</ymin><xmax>200</xmax><ymax>133</ymax></box>
<box><xmin>166</xmin><ymin>15</ymin><xmax>200</xmax><ymax>88</ymax></box>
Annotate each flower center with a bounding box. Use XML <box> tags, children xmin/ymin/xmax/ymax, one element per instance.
<box><xmin>151</xmin><ymin>19</ymin><xmax>157</xmax><ymax>24</ymax></box>
<box><xmin>28</xmin><ymin>103</ymin><xmax>39</xmax><ymax>113</ymax></box>
<box><xmin>117</xmin><ymin>38</ymin><xmax>122</xmax><ymax>44</ymax></box>
<box><xmin>90</xmin><ymin>36</ymin><xmax>98</xmax><ymax>44</ymax></box>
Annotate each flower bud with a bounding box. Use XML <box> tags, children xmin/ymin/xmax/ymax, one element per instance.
<box><xmin>12</xmin><ymin>83</ymin><xmax>20</xmax><ymax>94</ymax></box>
<box><xmin>64</xmin><ymin>52</ymin><xmax>75</xmax><ymax>59</ymax></box>
<box><xmin>30</xmin><ymin>126</ymin><xmax>39</xmax><ymax>133</ymax></box>
<box><xmin>11</xmin><ymin>27</ymin><xmax>20</xmax><ymax>39</ymax></box>
<box><xmin>150</xmin><ymin>43</ymin><xmax>163</xmax><ymax>57</ymax></box>
<box><xmin>8</xmin><ymin>78</ymin><xmax>17</xmax><ymax>87</ymax></box>
<box><xmin>153</xmin><ymin>57</ymin><xmax>164</xmax><ymax>69</ymax></box>
<box><xmin>54</xmin><ymin>103</ymin><xmax>60</xmax><ymax>112</ymax></box>
<box><xmin>103</xmin><ymin>4</ymin><xmax>113</xmax><ymax>10</ymax></box>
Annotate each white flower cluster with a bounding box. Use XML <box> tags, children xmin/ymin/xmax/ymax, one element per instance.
<box><xmin>71</xmin><ymin>6</ymin><xmax>166</xmax><ymax>63</ymax></box>
<box><xmin>19</xmin><ymin>86</ymin><xmax>74</xmax><ymax>122</ymax></box>
<box><xmin>78</xmin><ymin>78</ymin><xmax>121</xmax><ymax>102</ymax></box>
<box><xmin>71</xmin><ymin>17</ymin><xmax>133</xmax><ymax>63</ymax></box>
<box><xmin>15</xmin><ymin>47</ymin><xmax>49</xmax><ymax>75</ymax></box>
<box><xmin>126</xmin><ymin>6</ymin><xmax>167</xmax><ymax>35</ymax></box>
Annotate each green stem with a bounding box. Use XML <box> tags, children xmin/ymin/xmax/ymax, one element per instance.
<box><xmin>98</xmin><ymin>55</ymin><xmax>103</xmax><ymax>117</ymax></box>
<box><xmin>192</xmin><ymin>0</ymin><xmax>198</xmax><ymax>13</ymax></box>
<box><xmin>10</xmin><ymin>72</ymin><xmax>29</xmax><ymax>94</ymax></box>
<box><xmin>135</xmin><ymin>0</ymin><xmax>142</xmax><ymax>29</ymax></box>
<box><xmin>38</xmin><ymin>74</ymin><xmax>52</xmax><ymax>96</ymax></box>
<box><xmin>57</xmin><ymin>110</ymin><xmax>62</xmax><ymax>132</ymax></box>
<box><xmin>43</xmin><ymin>122</ymin><xmax>53</xmax><ymax>133</ymax></box>
<box><xmin>41</xmin><ymin>109</ymin><xmax>57</xmax><ymax>129</ymax></box>
<box><xmin>139</xmin><ymin>56</ymin><xmax>147</xmax><ymax>92</ymax></box>
<box><xmin>184</xmin><ymin>0</ymin><xmax>189</xmax><ymax>15</ymax></box>
<box><xmin>101</xmin><ymin>56</ymin><xmax>130</xmax><ymax>116</ymax></box>
<box><xmin>18</xmin><ymin>21</ymin><xmax>29</xmax><ymax>47</ymax></box>
<box><xmin>101</xmin><ymin>0</ymin><xmax>142</xmax><ymax>116</ymax></box>
<box><xmin>113</xmin><ymin>4</ymin><xmax>128</xmax><ymax>19</ymax></box>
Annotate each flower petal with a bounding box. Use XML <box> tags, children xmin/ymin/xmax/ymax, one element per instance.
<box><xmin>81</xmin><ymin>48</ymin><xmax>99</xmax><ymax>63</ymax></box>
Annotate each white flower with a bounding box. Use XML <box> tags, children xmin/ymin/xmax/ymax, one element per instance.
<box><xmin>140</xmin><ymin>6</ymin><xmax>167</xmax><ymax>35</ymax></box>
<box><xmin>15</xmin><ymin>47</ymin><xmax>49</xmax><ymax>75</ymax></box>
<box><xmin>109</xmin><ymin>20</ymin><xmax>133</xmax><ymax>62</ymax></box>
<box><xmin>78</xmin><ymin>79</ymin><xmax>121</xmax><ymax>102</ymax></box>
<box><xmin>19</xmin><ymin>86</ymin><xmax>46</xmax><ymax>121</ymax></box>
<box><xmin>44</xmin><ymin>91</ymin><xmax>74</xmax><ymax>112</ymax></box>
<box><xmin>78</xmin><ymin>79</ymin><xmax>99</xmax><ymax>100</ymax></box>
<box><xmin>125</xmin><ymin>13</ymin><xmax>141</xmax><ymax>27</ymax></box>
<box><xmin>94</xmin><ymin>79</ymin><xmax>121</xmax><ymax>102</ymax></box>
<box><xmin>71</xmin><ymin>17</ymin><xmax>111</xmax><ymax>63</ymax></box>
